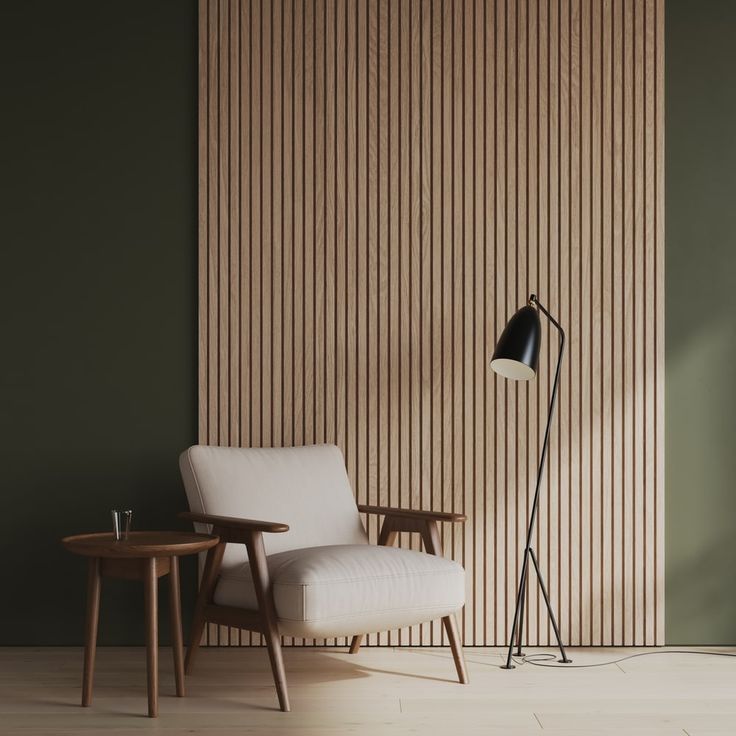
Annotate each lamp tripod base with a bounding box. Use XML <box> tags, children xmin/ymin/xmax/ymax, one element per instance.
<box><xmin>500</xmin><ymin>657</ymin><xmax>572</xmax><ymax>670</ymax></box>
<box><xmin>501</xmin><ymin>546</ymin><xmax>572</xmax><ymax>670</ymax></box>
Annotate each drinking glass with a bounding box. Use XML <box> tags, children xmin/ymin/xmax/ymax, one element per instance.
<box><xmin>111</xmin><ymin>509</ymin><xmax>133</xmax><ymax>541</ymax></box>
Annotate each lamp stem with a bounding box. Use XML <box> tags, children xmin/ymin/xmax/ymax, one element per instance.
<box><xmin>502</xmin><ymin>295</ymin><xmax>571</xmax><ymax>669</ymax></box>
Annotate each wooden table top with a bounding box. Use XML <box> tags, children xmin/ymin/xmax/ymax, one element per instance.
<box><xmin>61</xmin><ymin>531</ymin><xmax>220</xmax><ymax>558</ymax></box>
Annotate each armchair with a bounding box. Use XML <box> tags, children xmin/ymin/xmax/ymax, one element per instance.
<box><xmin>179</xmin><ymin>444</ymin><xmax>468</xmax><ymax>712</ymax></box>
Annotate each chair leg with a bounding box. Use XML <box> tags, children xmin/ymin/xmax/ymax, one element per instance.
<box><xmin>185</xmin><ymin>541</ymin><xmax>225</xmax><ymax>674</ymax></box>
<box><xmin>417</xmin><ymin>520</ymin><xmax>469</xmax><ymax>684</ymax></box>
<box><xmin>246</xmin><ymin>531</ymin><xmax>291</xmax><ymax>712</ymax></box>
<box><xmin>262</xmin><ymin>620</ymin><xmax>290</xmax><ymax>712</ymax></box>
<box><xmin>377</xmin><ymin>518</ymin><xmax>398</xmax><ymax>547</ymax></box>
<box><xmin>348</xmin><ymin>635</ymin><xmax>363</xmax><ymax>654</ymax></box>
<box><xmin>442</xmin><ymin>614</ymin><xmax>469</xmax><ymax>684</ymax></box>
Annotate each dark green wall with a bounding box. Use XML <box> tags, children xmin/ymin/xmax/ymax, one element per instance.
<box><xmin>666</xmin><ymin>0</ymin><xmax>736</xmax><ymax>644</ymax></box>
<box><xmin>1</xmin><ymin>0</ymin><xmax>734</xmax><ymax>646</ymax></box>
<box><xmin>0</xmin><ymin>1</ymin><xmax>198</xmax><ymax>644</ymax></box>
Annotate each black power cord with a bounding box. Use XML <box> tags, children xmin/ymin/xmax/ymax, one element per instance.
<box><xmin>509</xmin><ymin>649</ymin><xmax>736</xmax><ymax>669</ymax></box>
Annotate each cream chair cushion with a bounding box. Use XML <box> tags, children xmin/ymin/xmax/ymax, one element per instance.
<box><xmin>180</xmin><ymin>444</ymin><xmax>369</xmax><ymax>573</ymax></box>
<box><xmin>214</xmin><ymin>543</ymin><xmax>465</xmax><ymax>638</ymax></box>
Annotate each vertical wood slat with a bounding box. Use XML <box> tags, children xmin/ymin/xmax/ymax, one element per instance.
<box><xmin>199</xmin><ymin>0</ymin><xmax>664</xmax><ymax>647</ymax></box>
<box><xmin>417</xmin><ymin>0</ymin><xmax>431</xmax><ymax>647</ymax></box>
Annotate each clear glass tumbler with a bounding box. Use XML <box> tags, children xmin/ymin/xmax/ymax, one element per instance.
<box><xmin>111</xmin><ymin>509</ymin><xmax>133</xmax><ymax>541</ymax></box>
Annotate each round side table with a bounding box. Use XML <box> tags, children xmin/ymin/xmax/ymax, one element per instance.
<box><xmin>62</xmin><ymin>531</ymin><xmax>219</xmax><ymax>718</ymax></box>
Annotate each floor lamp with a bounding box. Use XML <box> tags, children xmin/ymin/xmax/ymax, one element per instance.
<box><xmin>490</xmin><ymin>294</ymin><xmax>572</xmax><ymax>670</ymax></box>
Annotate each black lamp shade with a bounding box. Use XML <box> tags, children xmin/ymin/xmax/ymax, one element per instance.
<box><xmin>490</xmin><ymin>305</ymin><xmax>541</xmax><ymax>381</ymax></box>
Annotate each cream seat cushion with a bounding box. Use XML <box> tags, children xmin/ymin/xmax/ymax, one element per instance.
<box><xmin>214</xmin><ymin>543</ymin><xmax>465</xmax><ymax>638</ymax></box>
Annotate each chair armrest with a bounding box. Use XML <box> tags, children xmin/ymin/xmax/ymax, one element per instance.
<box><xmin>357</xmin><ymin>504</ymin><xmax>466</xmax><ymax>523</ymax></box>
<box><xmin>179</xmin><ymin>511</ymin><xmax>289</xmax><ymax>534</ymax></box>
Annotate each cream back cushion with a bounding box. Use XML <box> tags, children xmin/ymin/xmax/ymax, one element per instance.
<box><xmin>180</xmin><ymin>444</ymin><xmax>368</xmax><ymax>571</ymax></box>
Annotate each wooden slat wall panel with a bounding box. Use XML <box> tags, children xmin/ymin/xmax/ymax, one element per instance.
<box><xmin>199</xmin><ymin>0</ymin><xmax>664</xmax><ymax>646</ymax></box>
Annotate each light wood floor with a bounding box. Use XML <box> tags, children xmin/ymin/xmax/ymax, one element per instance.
<box><xmin>1</xmin><ymin>646</ymin><xmax>734</xmax><ymax>735</ymax></box>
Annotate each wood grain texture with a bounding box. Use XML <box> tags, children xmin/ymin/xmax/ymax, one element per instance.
<box><xmin>7</xmin><ymin>647</ymin><xmax>736</xmax><ymax>736</ymax></box>
<box><xmin>6</xmin><ymin>647</ymin><xmax>736</xmax><ymax>734</ymax></box>
<box><xmin>199</xmin><ymin>0</ymin><xmax>664</xmax><ymax>647</ymax></box>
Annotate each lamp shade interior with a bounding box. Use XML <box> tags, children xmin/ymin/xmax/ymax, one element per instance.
<box><xmin>490</xmin><ymin>357</ymin><xmax>536</xmax><ymax>381</ymax></box>
<box><xmin>490</xmin><ymin>304</ymin><xmax>541</xmax><ymax>381</ymax></box>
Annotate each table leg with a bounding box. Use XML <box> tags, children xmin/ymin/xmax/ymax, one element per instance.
<box><xmin>144</xmin><ymin>557</ymin><xmax>158</xmax><ymax>718</ymax></box>
<box><xmin>82</xmin><ymin>557</ymin><xmax>101</xmax><ymax>707</ymax></box>
<box><xmin>169</xmin><ymin>555</ymin><xmax>185</xmax><ymax>697</ymax></box>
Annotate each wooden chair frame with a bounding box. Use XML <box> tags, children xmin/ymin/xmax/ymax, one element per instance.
<box><xmin>180</xmin><ymin>506</ymin><xmax>469</xmax><ymax>712</ymax></box>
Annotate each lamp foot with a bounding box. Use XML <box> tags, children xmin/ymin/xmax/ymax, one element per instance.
<box><xmin>500</xmin><ymin>664</ymin><xmax>516</xmax><ymax>670</ymax></box>
<box><xmin>559</xmin><ymin>658</ymin><xmax>573</xmax><ymax>664</ymax></box>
